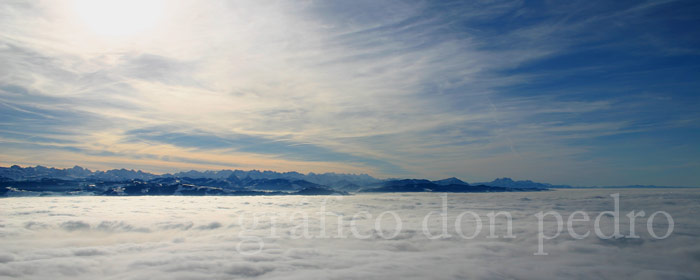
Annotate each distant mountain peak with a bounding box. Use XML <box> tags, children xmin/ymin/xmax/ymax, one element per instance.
<box><xmin>493</xmin><ymin>177</ymin><xmax>514</xmax><ymax>182</ymax></box>
<box><xmin>433</xmin><ymin>177</ymin><xmax>469</xmax><ymax>186</ymax></box>
<box><xmin>478</xmin><ymin>177</ymin><xmax>560</xmax><ymax>189</ymax></box>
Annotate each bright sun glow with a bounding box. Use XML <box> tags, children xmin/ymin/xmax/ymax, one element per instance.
<box><xmin>73</xmin><ymin>0</ymin><xmax>163</xmax><ymax>37</ymax></box>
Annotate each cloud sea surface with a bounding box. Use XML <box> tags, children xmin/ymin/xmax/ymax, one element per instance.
<box><xmin>1</xmin><ymin>189</ymin><xmax>699</xmax><ymax>279</ymax></box>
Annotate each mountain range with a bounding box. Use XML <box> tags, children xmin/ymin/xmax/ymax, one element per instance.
<box><xmin>0</xmin><ymin>165</ymin><xmax>380</xmax><ymax>187</ymax></box>
<box><xmin>1</xmin><ymin>164</ymin><xmax>689</xmax><ymax>197</ymax></box>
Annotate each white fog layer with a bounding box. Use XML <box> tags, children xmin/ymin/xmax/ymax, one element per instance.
<box><xmin>1</xmin><ymin>189</ymin><xmax>699</xmax><ymax>279</ymax></box>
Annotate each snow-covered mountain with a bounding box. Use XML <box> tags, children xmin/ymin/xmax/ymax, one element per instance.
<box><xmin>0</xmin><ymin>165</ymin><xmax>92</xmax><ymax>180</ymax></box>
<box><xmin>14</xmin><ymin>165</ymin><xmax>683</xmax><ymax>195</ymax></box>
<box><xmin>0</xmin><ymin>165</ymin><xmax>381</xmax><ymax>188</ymax></box>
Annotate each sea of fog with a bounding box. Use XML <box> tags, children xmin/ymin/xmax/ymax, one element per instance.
<box><xmin>1</xmin><ymin>189</ymin><xmax>699</xmax><ymax>279</ymax></box>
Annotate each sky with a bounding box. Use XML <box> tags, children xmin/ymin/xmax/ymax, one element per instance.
<box><xmin>1</xmin><ymin>0</ymin><xmax>699</xmax><ymax>186</ymax></box>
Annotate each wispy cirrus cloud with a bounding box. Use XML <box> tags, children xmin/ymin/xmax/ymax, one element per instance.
<box><xmin>0</xmin><ymin>0</ymin><xmax>699</xmax><ymax>185</ymax></box>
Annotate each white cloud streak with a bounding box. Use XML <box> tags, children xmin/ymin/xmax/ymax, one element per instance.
<box><xmin>0</xmin><ymin>0</ymin><xmax>698</xmax><ymax>185</ymax></box>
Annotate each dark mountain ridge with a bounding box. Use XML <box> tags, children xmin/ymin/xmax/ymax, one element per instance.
<box><xmin>11</xmin><ymin>164</ymin><xmax>661</xmax><ymax>197</ymax></box>
<box><xmin>359</xmin><ymin>179</ymin><xmax>535</xmax><ymax>193</ymax></box>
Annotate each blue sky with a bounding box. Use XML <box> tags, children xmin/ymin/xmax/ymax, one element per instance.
<box><xmin>1</xmin><ymin>0</ymin><xmax>699</xmax><ymax>186</ymax></box>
